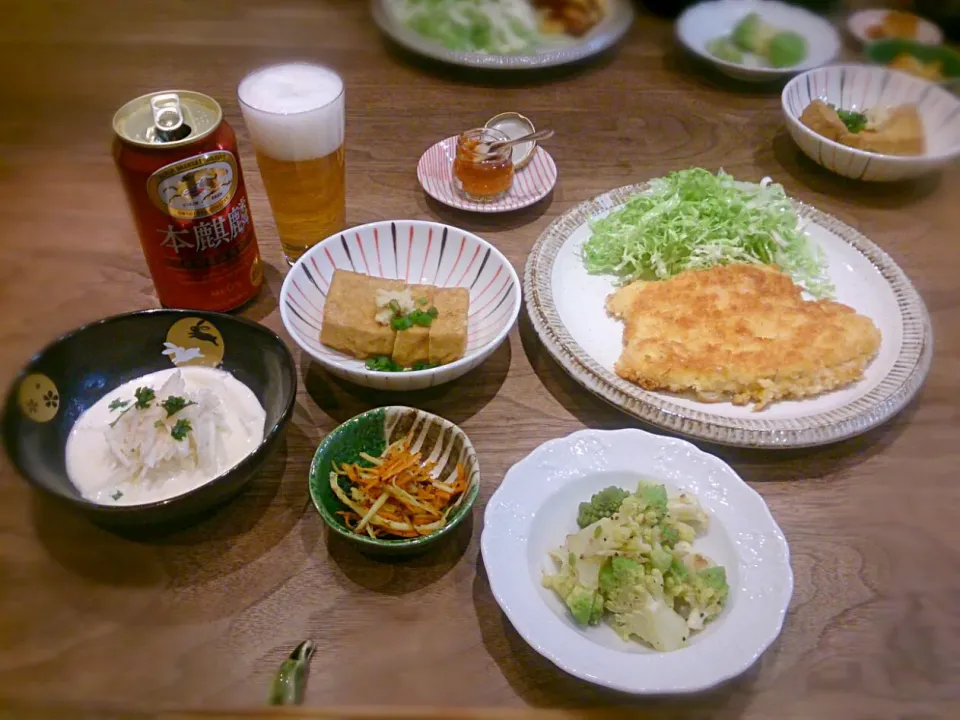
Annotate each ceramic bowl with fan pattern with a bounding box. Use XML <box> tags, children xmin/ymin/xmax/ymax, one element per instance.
<box><xmin>279</xmin><ymin>220</ymin><xmax>521</xmax><ymax>390</ymax></box>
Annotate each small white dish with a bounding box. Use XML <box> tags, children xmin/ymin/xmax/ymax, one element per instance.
<box><xmin>279</xmin><ymin>220</ymin><xmax>521</xmax><ymax>391</ymax></box>
<box><xmin>481</xmin><ymin>428</ymin><xmax>793</xmax><ymax>694</ymax></box>
<box><xmin>677</xmin><ymin>0</ymin><xmax>841</xmax><ymax>82</ymax></box>
<box><xmin>847</xmin><ymin>9</ymin><xmax>943</xmax><ymax>46</ymax></box>
<box><xmin>417</xmin><ymin>135</ymin><xmax>557</xmax><ymax>213</ymax></box>
<box><xmin>782</xmin><ymin>64</ymin><xmax>960</xmax><ymax>181</ymax></box>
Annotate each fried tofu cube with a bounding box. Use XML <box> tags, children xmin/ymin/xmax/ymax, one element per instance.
<box><xmin>861</xmin><ymin>106</ymin><xmax>925</xmax><ymax>156</ymax></box>
<box><xmin>800</xmin><ymin>100</ymin><xmax>848</xmax><ymax>143</ymax></box>
<box><xmin>320</xmin><ymin>270</ymin><xmax>401</xmax><ymax>359</ymax></box>
<box><xmin>392</xmin><ymin>285</ymin><xmax>435</xmax><ymax>368</ymax></box>
<box><xmin>428</xmin><ymin>287</ymin><xmax>470</xmax><ymax>365</ymax></box>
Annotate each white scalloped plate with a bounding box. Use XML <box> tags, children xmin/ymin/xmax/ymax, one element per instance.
<box><xmin>524</xmin><ymin>182</ymin><xmax>933</xmax><ymax>448</ymax></box>
<box><xmin>481</xmin><ymin>428</ymin><xmax>793</xmax><ymax>694</ymax></box>
<box><xmin>371</xmin><ymin>0</ymin><xmax>634</xmax><ymax>70</ymax></box>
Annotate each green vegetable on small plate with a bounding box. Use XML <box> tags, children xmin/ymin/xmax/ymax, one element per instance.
<box><xmin>709</xmin><ymin>12</ymin><xmax>807</xmax><ymax>69</ymax></box>
<box><xmin>543</xmin><ymin>481</ymin><xmax>729</xmax><ymax>652</ymax></box>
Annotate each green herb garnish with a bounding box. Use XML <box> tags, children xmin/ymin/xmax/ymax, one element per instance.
<box><xmin>108</xmin><ymin>399</ymin><xmax>129</xmax><ymax>412</ymax></box>
<box><xmin>365</xmin><ymin>356</ymin><xmax>438</xmax><ymax>373</ymax></box>
<box><xmin>366</xmin><ymin>356</ymin><xmax>404</xmax><ymax>372</ymax></box>
<box><xmin>134</xmin><ymin>386</ymin><xmax>156</xmax><ymax>409</ymax></box>
<box><xmin>829</xmin><ymin>104</ymin><xmax>868</xmax><ymax>134</ymax></box>
<box><xmin>170</xmin><ymin>418</ymin><xmax>192</xmax><ymax>441</ymax></box>
<box><xmin>391</xmin><ymin>315</ymin><xmax>414</xmax><ymax>331</ymax></box>
<box><xmin>417</xmin><ymin>297</ymin><xmax>428</xmax><ymax>306</ymax></box>
<box><xmin>161</xmin><ymin>395</ymin><xmax>195</xmax><ymax>417</ymax></box>
<box><xmin>154</xmin><ymin>420</ymin><xmax>166</xmax><ymax>430</ymax></box>
<box><xmin>408</xmin><ymin>308</ymin><xmax>438</xmax><ymax>327</ymax></box>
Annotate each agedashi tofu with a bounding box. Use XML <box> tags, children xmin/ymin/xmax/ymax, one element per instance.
<box><xmin>429</xmin><ymin>287</ymin><xmax>470</xmax><ymax>365</ymax></box>
<box><xmin>392</xmin><ymin>285</ymin><xmax>435</xmax><ymax>368</ymax></box>
<box><xmin>320</xmin><ymin>270</ymin><xmax>401</xmax><ymax>358</ymax></box>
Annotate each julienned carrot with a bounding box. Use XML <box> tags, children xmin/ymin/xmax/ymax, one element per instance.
<box><xmin>329</xmin><ymin>437</ymin><xmax>468</xmax><ymax>539</ymax></box>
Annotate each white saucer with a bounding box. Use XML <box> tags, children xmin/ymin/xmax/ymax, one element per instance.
<box><xmin>417</xmin><ymin>135</ymin><xmax>557</xmax><ymax>213</ymax></box>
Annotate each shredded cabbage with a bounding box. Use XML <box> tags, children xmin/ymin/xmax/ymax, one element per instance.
<box><xmin>388</xmin><ymin>0</ymin><xmax>541</xmax><ymax>54</ymax></box>
<box><xmin>581</xmin><ymin>168</ymin><xmax>833</xmax><ymax>298</ymax></box>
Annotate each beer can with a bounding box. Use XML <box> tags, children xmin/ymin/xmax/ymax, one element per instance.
<box><xmin>113</xmin><ymin>90</ymin><xmax>264</xmax><ymax>311</ymax></box>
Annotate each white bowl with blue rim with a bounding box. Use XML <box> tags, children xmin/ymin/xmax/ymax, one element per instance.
<box><xmin>782</xmin><ymin>64</ymin><xmax>960</xmax><ymax>181</ymax></box>
<box><xmin>677</xmin><ymin>0</ymin><xmax>841</xmax><ymax>82</ymax></box>
<box><xmin>279</xmin><ymin>220</ymin><xmax>521</xmax><ymax>391</ymax></box>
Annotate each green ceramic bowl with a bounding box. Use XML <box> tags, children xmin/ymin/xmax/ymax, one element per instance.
<box><xmin>865</xmin><ymin>38</ymin><xmax>960</xmax><ymax>86</ymax></box>
<box><xmin>309</xmin><ymin>406</ymin><xmax>480</xmax><ymax>555</ymax></box>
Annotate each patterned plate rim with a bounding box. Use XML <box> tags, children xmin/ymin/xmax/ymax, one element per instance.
<box><xmin>417</xmin><ymin>137</ymin><xmax>557</xmax><ymax>214</ymax></box>
<box><xmin>370</xmin><ymin>0</ymin><xmax>634</xmax><ymax>70</ymax></box>
<box><xmin>523</xmin><ymin>183</ymin><xmax>934</xmax><ymax>449</ymax></box>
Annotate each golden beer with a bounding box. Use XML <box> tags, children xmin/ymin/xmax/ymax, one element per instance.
<box><xmin>238</xmin><ymin>63</ymin><xmax>346</xmax><ymax>264</ymax></box>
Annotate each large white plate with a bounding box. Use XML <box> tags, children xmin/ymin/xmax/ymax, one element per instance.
<box><xmin>481</xmin><ymin>428</ymin><xmax>793</xmax><ymax>694</ymax></box>
<box><xmin>524</xmin><ymin>182</ymin><xmax>933</xmax><ymax>448</ymax></box>
<box><xmin>371</xmin><ymin>0</ymin><xmax>634</xmax><ymax>70</ymax></box>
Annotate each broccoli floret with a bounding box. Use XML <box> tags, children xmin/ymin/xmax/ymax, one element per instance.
<box><xmin>694</xmin><ymin>566</ymin><xmax>730</xmax><ymax>609</ymax></box>
<box><xmin>661</xmin><ymin>525</ymin><xmax>680</xmax><ymax>547</ymax></box>
<box><xmin>731</xmin><ymin>12</ymin><xmax>777</xmax><ymax>55</ymax></box>
<box><xmin>707</xmin><ymin>36</ymin><xmax>743</xmax><ymax>63</ymax></box>
<box><xmin>576</xmin><ymin>486</ymin><xmax>629</xmax><ymax>529</ymax></box>
<box><xmin>698</xmin><ymin>566</ymin><xmax>728</xmax><ymax>593</ymax></box>
<box><xmin>767</xmin><ymin>31</ymin><xmax>806</xmax><ymax>68</ymax></box>
<box><xmin>637</xmin><ymin>482</ymin><xmax>668</xmax><ymax>520</ymax></box>
<box><xmin>669</xmin><ymin>557</ymin><xmax>690</xmax><ymax>582</ymax></box>
<box><xmin>600</xmin><ymin>555</ymin><xmax>643</xmax><ymax>601</ymax></box>
<box><xmin>650</xmin><ymin>545</ymin><xmax>673</xmax><ymax>574</ymax></box>
<box><xmin>565</xmin><ymin>585</ymin><xmax>603</xmax><ymax>627</ymax></box>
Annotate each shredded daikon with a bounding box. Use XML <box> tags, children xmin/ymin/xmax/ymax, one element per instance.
<box><xmin>101</xmin><ymin>370</ymin><xmax>233</xmax><ymax>487</ymax></box>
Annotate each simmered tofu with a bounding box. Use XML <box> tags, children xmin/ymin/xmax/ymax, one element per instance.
<box><xmin>857</xmin><ymin>106</ymin><xmax>925</xmax><ymax>156</ymax></box>
<box><xmin>392</xmin><ymin>285</ymin><xmax>435</xmax><ymax>368</ymax></box>
<box><xmin>320</xmin><ymin>270</ymin><xmax>402</xmax><ymax>358</ymax></box>
<box><xmin>799</xmin><ymin>100</ymin><xmax>847</xmax><ymax>143</ymax></box>
<box><xmin>429</xmin><ymin>287</ymin><xmax>470</xmax><ymax>365</ymax></box>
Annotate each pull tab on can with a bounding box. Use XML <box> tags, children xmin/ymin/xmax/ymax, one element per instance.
<box><xmin>148</xmin><ymin>92</ymin><xmax>191</xmax><ymax>143</ymax></box>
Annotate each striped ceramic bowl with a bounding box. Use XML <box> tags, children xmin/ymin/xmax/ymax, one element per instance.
<box><xmin>279</xmin><ymin>220</ymin><xmax>521</xmax><ymax>390</ymax></box>
<box><xmin>782</xmin><ymin>64</ymin><xmax>960</xmax><ymax>182</ymax></box>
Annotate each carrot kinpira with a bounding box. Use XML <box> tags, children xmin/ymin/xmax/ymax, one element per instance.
<box><xmin>329</xmin><ymin>437</ymin><xmax>469</xmax><ymax>539</ymax></box>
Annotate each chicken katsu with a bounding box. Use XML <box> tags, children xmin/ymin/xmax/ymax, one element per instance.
<box><xmin>606</xmin><ymin>263</ymin><xmax>882</xmax><ymax>410</ymax></box>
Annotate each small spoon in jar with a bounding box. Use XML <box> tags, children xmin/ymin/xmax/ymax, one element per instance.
<box><xmin>476</xmin><ymin>129</ymin><xmax>555</xmax><ymax>156</ymax></box>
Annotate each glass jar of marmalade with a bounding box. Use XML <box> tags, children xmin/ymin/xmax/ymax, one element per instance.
<box><xmin>452</xmin><ymin>128</ymin><xmax>514</xmax><ymax>202</ymax></box>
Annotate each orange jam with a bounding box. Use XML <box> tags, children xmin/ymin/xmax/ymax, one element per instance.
<box><xmin>452</xmin><ymin>128</ymin><xmax>514</xmax><ymax>202</ymax></box>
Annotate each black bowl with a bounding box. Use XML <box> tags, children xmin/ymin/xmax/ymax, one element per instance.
<box><xmin>2</xmin><ymin>309</ymin><xmax>297</xmax><ymax>527</ymax></box>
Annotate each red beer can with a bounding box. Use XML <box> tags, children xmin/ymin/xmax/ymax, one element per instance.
<box><xmin>113</xmin><ymin>90</ymin><xmax>263</xmax><ymax>311</ymax></box>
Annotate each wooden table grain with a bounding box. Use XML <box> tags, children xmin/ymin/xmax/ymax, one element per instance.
<box><xmin>1</xmin><ymin>1</ymin><xmax>958</xmax><ymax>718</ymax></box>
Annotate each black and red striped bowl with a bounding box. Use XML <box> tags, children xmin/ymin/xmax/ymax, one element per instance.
<box><xmin>279</xmin><ymin>220</ymin><xmax>521</xmax><ymax>390</ymax></box>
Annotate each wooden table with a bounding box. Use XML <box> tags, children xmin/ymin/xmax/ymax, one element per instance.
<box><xmin>1</xmin><ymin>2</ymin><xmax>957</xmax><ymax>718</ymax></box>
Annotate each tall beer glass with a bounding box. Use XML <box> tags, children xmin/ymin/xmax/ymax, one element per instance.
<box><xmin>238</xmin><ymin>63</ymin><xmax>345</xmax><ymax>265</ymax></box>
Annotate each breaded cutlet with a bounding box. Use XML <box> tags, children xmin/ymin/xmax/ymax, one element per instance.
<box><xmin>606</xmin><ymin>263</ymin><xmax>882</xmax><ymax>410</ymax></box>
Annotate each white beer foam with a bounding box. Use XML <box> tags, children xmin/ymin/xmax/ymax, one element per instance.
<box><xmin>238</xmin><ymin>63</ymin><xmax>345</xmax><ymax>162</ymax></box>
